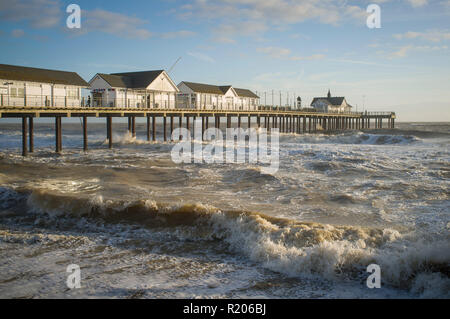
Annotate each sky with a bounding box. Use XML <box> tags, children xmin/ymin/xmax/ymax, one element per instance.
<box><xmin>0</xmin><ymin>0</ymin><xmax>449</xmax><ymax>122</ymax></box>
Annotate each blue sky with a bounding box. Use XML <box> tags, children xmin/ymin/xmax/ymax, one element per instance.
<box><xmin>1</xmin><ymin>0</ymin><xmax>449</xmax><ymax>121</ymax></box>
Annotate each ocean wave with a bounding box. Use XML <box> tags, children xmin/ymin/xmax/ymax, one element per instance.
<box><xmin>296</xmin><ymin>132</ymin><xmax>423</xmax><ymax>145</ymax></box>
<box><xmin>12</xmin><ymin>188</ymin><xmax>447</xmax><ymax>297</ymax></box>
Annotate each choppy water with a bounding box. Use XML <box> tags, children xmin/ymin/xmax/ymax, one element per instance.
<box><xmin>0</xmin><ymin>120</ymin><xmax>448</xmax><ymax>299</ymax></box>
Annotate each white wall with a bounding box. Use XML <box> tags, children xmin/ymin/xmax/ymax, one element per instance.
<box><xmin>0</xmin><ymin>78</ymin><xmax>83</xmax><ymax>107</ymax></box>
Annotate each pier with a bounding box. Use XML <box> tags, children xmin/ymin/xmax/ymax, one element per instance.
<box><xmin>0</xmin><ymin>106</ymin><xmax>396</xmax><ymax>156</ymax></box>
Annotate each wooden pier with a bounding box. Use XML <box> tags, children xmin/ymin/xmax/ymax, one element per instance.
<box><xmin>0</xmin><ymin>106</ymin><xmax>396</xmax><ymax>156</ymax></box>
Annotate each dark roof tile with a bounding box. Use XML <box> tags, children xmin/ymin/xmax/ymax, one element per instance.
<box><xmin>0</xmin><ymin>64</ymin><xmax>88</xmax><ymax>87</ymax></box>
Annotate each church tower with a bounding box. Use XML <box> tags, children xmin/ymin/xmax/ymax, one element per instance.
<box><xmin>327</xmin><ymin>89</ymin><xmax>331</xmax><ymax>99</ymax></box>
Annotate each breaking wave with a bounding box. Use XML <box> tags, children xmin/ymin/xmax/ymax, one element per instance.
<box><xmin>2</xmin><ymin>187</ymin><xmax>446</xmax><ymax>297</ymax></box>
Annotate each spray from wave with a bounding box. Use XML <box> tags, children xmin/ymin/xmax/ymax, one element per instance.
<box><xmin>3</xmin><ymin>187</ymin><xmax>443</xmax><ymax>298</ymax></box>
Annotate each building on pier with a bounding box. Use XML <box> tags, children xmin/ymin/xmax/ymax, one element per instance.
<box><xmin>311</xmin><ymin>90</ymin><xmax>353</xmax><ymax>113</ymax></box>
<box><xmin>89</xmin><ymin>70</ymin><xmax>179</xmax><ymax>108</ymax></box>
<box><xmin>177</xmin><ymin>81</ymin><xmax>259</xmax><ymax>110</ymax></box>
<box><xmin>0</xmin><ymin>64</ymin><xmax>89</xmax><ymax>108</ymax></box>
<box><xmin>234</xmin><ymin>88</ymin><xmax>260</xmax><ymax>111</ymax></box>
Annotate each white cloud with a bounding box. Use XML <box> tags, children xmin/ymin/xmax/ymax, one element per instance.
<box><xmin>291</xmin><ymin>54</ymin><xmax>326</xmax><ymax>61</ymax></box>
<box><xmin>11</xmin><ymin>29</ymin><xmax>25</xmax><ymax>38</ymax></box>
<box><xmin>257</xmin><ymin>46</ymin><xmax>325</xmax><ymax>61</ymax></box>
<box><xmin>187</xmin><ymin>51</ymin><xmax>215</xmax><ymax>63</ymax></box>
<box><xmin>257</xmin><ymin>47</ymin><xmax>292</xmax><ymax>59</ymax></box>
<box><xmin>160</xmin><ymin>30</ymin><xmax>196</xmax><ymax>39</ymax></box>
<box><xmin>406</xmin><ymin>0</ymin><xmax>428</xmax><ymax>7</ymax></box>
<box><xmin>180</xmin><ymin>0</ymin><xmax>368</xmax><ymax>41</ymax></box>
<box><xmin>372</xmin><ymin>0</ymin><xmax>429</xmax><ymax>7</ymax></box>
<box><xmin>388</xmin><ymin>44</ymin><xmax>448</xmax><ymax>58</ymax></box>
<box><xmin>78</xmin><ymin>9</ymin><xmax>153</xmax><ymax>39</ymax></box>
<box><xmin>0</xmin><ymin>1</ymin><xmax>155</xmax><ymax>40</ymax></box>
<box><xmin>0</xmin><ymin>0</ymin><xmax>61</xmax><ymax>28</ymax></box>
<box><xmin>394</xmin><ymin>30</ymin><xmax>450</xmax><ymax>42</ymax></box>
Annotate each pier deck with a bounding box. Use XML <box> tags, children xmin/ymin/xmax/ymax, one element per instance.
<box><xmin>0</xmin><ymin>106</ymin><xmax>396</xmax><ymax>156</ymax></box>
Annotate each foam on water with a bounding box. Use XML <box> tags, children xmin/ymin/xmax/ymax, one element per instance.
<box><xmin>0</xmin><ymin>122</ymin><xmax>449</xmax><ymax>298</ymax></box>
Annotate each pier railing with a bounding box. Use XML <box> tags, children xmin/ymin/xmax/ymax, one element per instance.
<box><xmin>0</xmin><ymin>93</ymin><xmax>394</xmax><ymax>118</ymax></box>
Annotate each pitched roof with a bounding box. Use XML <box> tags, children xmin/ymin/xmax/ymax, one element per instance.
<box><xmin>234</xmin><ymin>88</ymin><xmax>259</xmax><ymax>98</ymax></box>
<box><xmin>311</xmin><ymin>96</ymin><xmax>346</xmax><ymax>106</ymax></box>
<box><xmin>182</xmin><ymin>82</ymin><xmax>231</xmax><ymax>95</ymax></box>
<box><xmin>96</xmin><ymin>73</ymin><xmax>133</xmax><ymax>88</ymax></box>
<box><xmin>0</xmin><ymin>64</ymin><xmax>89</xmax><ymax>87</ymax></box>
<box><xmin>109</xmin><ymin>70</ymin><xmax>164</xmax><ymax>89</ymax></box>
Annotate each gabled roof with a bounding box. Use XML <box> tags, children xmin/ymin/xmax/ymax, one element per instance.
<box><xmin>311</xmin><ymin>96</ymin><xmax>346</xmax><ymax>107</ymax></box>
<box><xmin>181</xmin><ymin>82</ymin><xmax>232</xmax><ymax>95</ymax></box>
<box><xmin>110</xmin><ymin>70</ymin><xmax>164</xmax><ymax>89</ymax></box>
<box><xmin>95</xmin><ymin>73</ymin><xmax>133</xmax><ymax>88</ymax></box>
<box><xmin>0</xmin><ymin>64</ymin><xmax>89</xmax><ymax>87</ymax></box>
<box><xmin>234</xmin><ymin>88</ymin><xmax>259</xmax><ymax>98</ymax></box>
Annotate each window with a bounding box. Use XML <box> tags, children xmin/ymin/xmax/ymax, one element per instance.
<box><xmin>10</xmin><ymin>88</ymin><xmax>24</xmax><ymax>98</ymax></box>
<box><xmin>67</xmin><ymin>88</ymin><xmax>79</xmax><ymax>99</ymax></box>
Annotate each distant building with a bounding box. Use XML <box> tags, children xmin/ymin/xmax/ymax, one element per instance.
<box><xmin>177</xmin><ymin>81</ymin><xmax>259</xmax><ymax>110</ymax></box>
<box><xmin>89</xmin><ymin>70</ymin><xmax>179</xmax><ymax>108</ymax></box>
<box><xmin>0</xmin><ymin>64</ymin><xmax>88</xmax><ymax>107</ymax></box>
<box><xmin>311</xmin><ymin>90</ymin><xmax>352</xmax><ymax>113</ymax></box>
<box><xmin>233</xmin><ymin>88</ymin><xmax>260</xmax><ymax>110</ymax></box>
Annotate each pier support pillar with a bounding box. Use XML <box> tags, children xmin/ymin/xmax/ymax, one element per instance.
<box><xmin>28</xmin><ymin>117</ymin><xmax>34</xmax><ymax>153</ymax></box>
<box><xmin>55</xmin><ymin>116</ymin><xmax>62</xmax><ymax>154</ymax></box>
<box><xmin>152</xmin><ymin>115</ymin><xmax>156</xmax><ymax>141</ymax></box>
<box><xmin>163</xmin><ymin>116</ymin><xmax>167</xmax><ymax>142</ymax></box>
<box><xmin>248</xmin><ymin>115</ymin><xmax>251</xmax><ymax>129</ymax></box>
<box><xmin>238</xmin><ymin>115</ymin><xmax>241</xmax><ymax>129</ymax></box>
<box><xmin>132</xmin><ymin>117</ymin><xmax>136</xmax><ymax>138</ymax></box>
<box><xmin>22</xmin><ymin>117</ymin><xmax>28</xmax><ymax>157</ymax></box>
<box><xmin>179</xmin><ymin>116</ymin><xmax>183</xmax><ymax>141</ymax></box>
<box><xmin>128</xmin><ymin>117</ymin><xmax>132</xmax><ymax>134</ymax></box>
<box><xmin>83</xmin><ymin>116</ymin><xmax>88</xmax><ymax>152</ymax></box>
<box><xmin>170</xmin><ymin>116</ymin><xmax>174</xmax><ymax>141</ymax></box>
<box><xmin>257</xmin><ymin>116</ymin><xmax>261</xmax><ymax>129</ymax></box>
<box><xmin>147</xmin><ymin>116</ymin><xmax>151</xmax><ymax>141</ymax></box>
<box><xmin>186</xmin><ymin>116</ymin><xmax>190</xmax><ymax>136</ymax></box>
<box><xmin>227</xmin><ymin>115</ymin><xmax>231</xmax><ymax>129</ymax></box>
<box><xmin>107</xmin><ymin>116</ymin><xmax>112</xmax><ymax>149</ymax></box>
<box><xmin>201</xmin><ymin>116</ymin><xmax>205</xmax><ymax>141</ymax></box>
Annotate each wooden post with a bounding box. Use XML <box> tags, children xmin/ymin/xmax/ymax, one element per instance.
<box><xmin>163</xmin><ymin>116</ymin><xmax>167</xmax><ymax>142</ymax></box>
<box><xmin>29</xmin><ymin>117</ymin><xmax>34</xmax><ymax>153</ymax></box>
<box><xmin>107</xmin><ymin>116</ymin><xmax>112</xmax><ymax>149</ymax></box>
<box><xmin>257</xmin><ymin>115</ymin><xmax>261</xmax><ymax>129</ymax></box>
<box><xmin>22</xmin><ymin>117</ymin><xmax>28</xmax><ymax>157</ymax></box>
<box><xmin>248</xmin><ymin>115</ymin><xmax>251</xmax><ymax>129</ymax></box>
<box><xmin>227</xmin><ymin>115</ymin><xmax>231</xmax><ymax>129</ymax></box>
<box><xmin>179</xmin><ymin>116</ymin><xmax>183</xmax><ymax>140</ymax></box>
<box><xmin>55</xmin><ymin>117</ymin><xmax>62</xmax><ymax>153</ymax></box>
<box><xmin>128</xmin><ymin>117</ymin><xmax>132</xmax><ymax>134</ymax></box>
<box><xmin>147</xmin><ymin>115</ymin><xmax>151</xmax><ymax>141</ymax></box>
<box><xmin>152</xmin><ymin>115</ymin><xmax>156</xmax><ymax>141</ymax></box>
<box><xmin>201</xmin><ymin>116</ymin><xmax>205</xmax><ymax>141</ymax></box>
<box><xmin>83</xmin><ymin>116</ymin><xmax>88</xmax><ymax>152</ymax></box>
<box><xmin>238</xmin><ymin>115</ymin><xmax>241</xmax><ymax>128</ymax></box>
<box><xmin>170</xmin><ymin>116</ymin><xmax>174</xmax><ymax>141</ymax></box>
<box><xmin>132</xmin><ymin>116</ymin><xmax>136</xmax><ymax>138</ymax></box>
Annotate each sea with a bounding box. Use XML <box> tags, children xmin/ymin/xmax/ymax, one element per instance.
<box><xmin>0</xmin><ymin>120</ymin><xmax>448</xmax><ymax>299</ymax></box>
